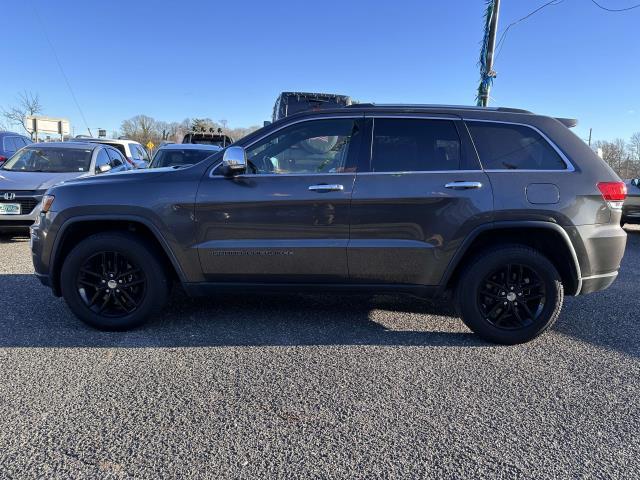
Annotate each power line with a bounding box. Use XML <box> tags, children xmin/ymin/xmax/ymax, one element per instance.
<box><xmin>30</xmin><ymin>3</ymin><xmax>92</xmax><ymax>136</ymax></box>
<box><xmin>495</xmin><ymin>0</ymin><xmax>564</xmax><ymax>62</ymax></box>
<box><xmin>589</xmin><ymin>0</ymin><xmax>640</xmax><ymax>12</ymax></box>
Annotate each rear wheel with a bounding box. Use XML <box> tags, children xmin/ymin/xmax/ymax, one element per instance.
<box><xmin>60</xmin><ymin>232</ymin><xmax>169</xmax><ymax>330</ymax></box>
<box><xmin>455</xmin><ymin>246</ymin><xmax>563</xmax><ymax>344</ymax></box>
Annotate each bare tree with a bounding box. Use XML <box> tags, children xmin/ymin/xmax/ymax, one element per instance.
<box><xmin>120</xmin><ymin>115</ymin><xmax>159</xmax><ymax>145</ymax></box>
<box><xmin>118</xmin><ymin>114</ymin><xmax>260</xmax><ymax>146</ymax></box>
<box><xmin>190</xmin><ymin>118</ymin><xmax>217</xmax><ymax>132</ymax></box>
<box><xmin>156</xmin><ymin>121</ymin><xmax>182</xmax><ymax>142</ymax></box>
<box><xmin>1</xmin><ymin>91</ymin><xmax>43</xmax><ymax>138</ymax></box>
<box><xmin>595</xmin><ymin>138</ymin><xmax>630</xmax><ymax>178</ymax></box>
<box><xmin>628</xmin><ymin>132</ymin><xmax>640</xmax><ymax>178</ymax></box>
<box><xmin>226</xmin><ymin>125</ymin><xmax>260</xmax><ymax>141</ymax></box>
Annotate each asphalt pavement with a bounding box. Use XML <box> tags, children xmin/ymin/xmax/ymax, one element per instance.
<box><xmin>0</xmin><ymin>227</ymin><xmax>638</xmax><ymax>479</ymax></box>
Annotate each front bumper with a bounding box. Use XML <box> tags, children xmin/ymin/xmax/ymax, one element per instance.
<box><xmin>30</xmin><ymin>210</ymin><xmax>63</xmax><ymax>296</ymax></box>
<box><xmin>0</xmin><ymin>204</ymin><xmax>40</xmax><ymax>231</ymax></box>
<box><xmin>34</xmin><ymin>271</ymin><xmax>51</xmax><ymax>287</ymax></box>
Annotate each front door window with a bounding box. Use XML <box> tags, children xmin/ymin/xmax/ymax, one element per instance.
<box><xmin>244</xmin><ymin>118</ymin><xmax>359</xmax><ymax>175</ymax></box>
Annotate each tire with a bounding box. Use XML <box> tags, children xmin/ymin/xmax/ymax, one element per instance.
<box><xmin>60</xmin><ymin>232</ymin><xmax>169</xmax><ymax>330</ymax></box>
<box><xmin>455</xmin><ymin>245</ymin><xmax>564</xmax><ymax>345</ymax></box>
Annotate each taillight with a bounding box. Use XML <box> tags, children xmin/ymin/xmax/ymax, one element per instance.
<box><xmin>0</xmin><ymin>155</ymin><xmax>7</xmax><ymax>165</ymax></box>
<box><xmin>597</xmin><ymin>181</ymin><xmax>627</xmax><ymax>210</ymax></box>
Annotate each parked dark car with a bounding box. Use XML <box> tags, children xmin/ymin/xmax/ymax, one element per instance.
<box><xmin>30</xmin><ymin>104</ymin><xmax>627</xmax><ymax>344</ymax></box>
<box><xmin>272</xmin><ymin>91</ymin><xmax>352</xmax><ymax>122</ymax></box>
<box><xmin>0</xmin><ymin>142</ymin><xmax>130</xmax><ymax>232</ymax></box>
<box><xmin>621</xmin><ymin>178</ymin><xmax>640</xmax><ymax>225</ymax></box>
<box><xmin>182</xmin><ymin>130</ymin><xmax>233</xmax><ymax>148</ymax></box>
<box><xmin>0</xmin><ymin>131</ymin><xmax>32</xmax><ymax>166</ymax></box>
<box><xmin>150</xmin><ymin>144</ymin><xmax>222</xmax><ymax>168</ymax></box>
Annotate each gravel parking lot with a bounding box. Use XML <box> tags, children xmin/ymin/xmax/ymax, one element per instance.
<box><xmin>0</xmin><ymin>228</ymin><xmax>639</xmax><ymax>479</ymax></box>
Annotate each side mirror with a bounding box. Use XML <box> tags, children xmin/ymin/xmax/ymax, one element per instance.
<box><xmin>222</xmin><ymin>146</ymin><xmax>247</xmax><ymax>175</ymax></box>
<box><xmin>97</xmin><ymin>164</ymin><xmax>112</xmax><ymax>174</ymax></box>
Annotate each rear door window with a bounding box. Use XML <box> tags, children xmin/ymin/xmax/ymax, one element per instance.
<box><xmin>369</xmin><ymin>118</ymin><xmax>462</xmax><ymax>172</ymax></box>
<box><xmin>466</xmin><ymin>121</ymin><xmax>567</xmax><ymax>170</ymax></box>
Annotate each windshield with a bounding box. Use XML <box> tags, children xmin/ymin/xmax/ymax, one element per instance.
<box><xmin>151</xmin><ymin>149</ymin><xmax>219</xmax><ymax>168</ymax></box>
<box><xmin>2</xmin><ymin>147</ymin><xmax>93</xmax><ymax>173</ymax></box>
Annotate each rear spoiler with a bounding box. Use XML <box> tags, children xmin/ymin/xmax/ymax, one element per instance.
<box><xmin>555</xmin><ymin>117</ymin><xmax>578</xmax><ymax>128</ymax></box>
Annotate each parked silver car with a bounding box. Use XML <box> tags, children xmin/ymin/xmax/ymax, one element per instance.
<box><xmin>0</xmin><ymin>142</ymin><xmax>130</xmax><ymax>232</ymax></box>
<box><xmin>622</xmin><ymin>178</ymin><xmax>640</xmax><ymax>225</ymax></box>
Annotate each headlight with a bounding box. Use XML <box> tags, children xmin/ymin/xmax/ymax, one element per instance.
<box><xmin>41</xmin><ymin>194</ymin><xmax>55</xmax><ymax>213</ymax></box>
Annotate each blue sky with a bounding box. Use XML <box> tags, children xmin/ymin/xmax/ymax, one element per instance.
<box><xmin>2</xmin><ymin>0</ymin><xmax>639</xmax><ymax>142</ymax></box>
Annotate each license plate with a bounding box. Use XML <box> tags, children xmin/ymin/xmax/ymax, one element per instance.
<box><xmin>0</xmin><ymin>203</ymin><xmax>21</xmax><ymax>215</ymax></box>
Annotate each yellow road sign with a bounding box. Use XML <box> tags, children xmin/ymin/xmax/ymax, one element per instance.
<box><xmin>146</xmin><ymin>141</ymin><xmax>155</xmax><ymax>150</ymax></box>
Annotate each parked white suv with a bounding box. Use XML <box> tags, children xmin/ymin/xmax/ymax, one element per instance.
<box><xmin>76</xmin><ymin>137</ymin><xmax>150</xmax><ymax>168</ymax></box>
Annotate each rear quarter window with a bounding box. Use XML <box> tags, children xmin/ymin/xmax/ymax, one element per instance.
<box><xmin>467</xmin><ymin>121</ymin><xmax>567</xmax><ymax>171</ymax></box>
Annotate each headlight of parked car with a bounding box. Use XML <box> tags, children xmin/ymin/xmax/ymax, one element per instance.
<box><xmin>41</xmin><ymin>195</ymin><xmax>55</xmax><ymax>213</ymax></box>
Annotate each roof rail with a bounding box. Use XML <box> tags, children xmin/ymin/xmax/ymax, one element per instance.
<box><xmin>345</xmin><ymin>103</ymin><xmax>533</xmax><ymax>114</ymax></box>
<box><xmin>495</xmin><ymin>107</ymin><xmax>533</xmax><ymax>114</ymax></box>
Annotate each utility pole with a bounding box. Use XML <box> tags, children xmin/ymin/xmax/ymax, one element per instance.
<box><xmin>477</xmin><ymin>0</ymin><xmax>501</xmax><ymax>107</ymax></box>
<box><xmin>588</xmin><ymin>128</ymin><xmax>592</xmax><ymax>146</ymax></box>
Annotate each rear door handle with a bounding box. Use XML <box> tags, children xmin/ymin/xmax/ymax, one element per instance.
<box><xmin>444</xmin><ymin>181</ymin><xmax>483</xmax><ymax>190</ymax></box>
<box><xmin>308</xmin><ymin>184</ymin><xmax>344</xmax><ymax>192</ymax></box>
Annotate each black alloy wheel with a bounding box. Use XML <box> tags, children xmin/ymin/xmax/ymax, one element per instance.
<box><xmin>61</xmin><ymin>232</ymin><xmax>169</xmax><ymax>330</ymax></box>
<box><xmin>455</xmin><ymin>245</ymin><xmax>564</xmax><ymax>344</ymax></box>
<box><xmin>477</xmin><ymin>263</ymin><xmax>546</xmax><ymax>330</ymax></box>
<box><xmin>76</xmin><ymin>251</ymin><xmax>147</xmax><ymax>317</ymax></box>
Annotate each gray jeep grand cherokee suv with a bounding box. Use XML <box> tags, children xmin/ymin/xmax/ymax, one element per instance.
<box><xmin>30</xmin><ymin>105</ymin><xmax>628</xmax><ymax>344</ymax></box>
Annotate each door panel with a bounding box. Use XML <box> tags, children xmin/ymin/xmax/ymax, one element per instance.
<box><xmin>195</xmin><ymin>174</ymin><xmax>355</xmax><ymax>282</ymax></box>
<box><xmin>349</xmin><ymin>171</ymin><xmax>493</xmax><ymax>285</ymax></box>
<box><xmin>348</xmin><ymin>117</ymin><xmax>494</xmax><ymax>285</ymax></box>
<box><xmin>195</xmin><ymin>117</ymin><xmax>363</xmax><ymax>283</ymax></box>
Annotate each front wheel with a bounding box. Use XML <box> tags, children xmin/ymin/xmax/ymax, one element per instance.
<box><xmin>60</xmin><ymin>232</ymin><xmax>169</xmax><ymax>330</ymax></box>
<box><xmin>455</xmin><ymin>246</ymin><xmax>564</xmax><ymax>345</ymax></box>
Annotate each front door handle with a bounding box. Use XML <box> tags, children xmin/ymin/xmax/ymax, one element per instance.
<box><xmin>308</xmin><ymin>184</ymin><xmax>344</xmax><ymax>192</ymax></box>
<box><xmin>444</xmin><ymin>181</ymin><xmax>483</xmax><ymax>190</ymax></box>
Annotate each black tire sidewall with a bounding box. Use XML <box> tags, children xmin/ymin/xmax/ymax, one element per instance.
<box><xmin>456</xmin><ymin>247</ymin><xmax>563</xmax><ymax>345</ymax></box>
<box><xmin>60</xmin><ymin>233</ymin><xmax>168</xmax><ymax>330</ymax></box>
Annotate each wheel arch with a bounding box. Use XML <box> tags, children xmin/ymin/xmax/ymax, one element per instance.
<box><xmin>442</xmin><ymin>221</ymin><xmax>582</xmax><ymax>296</ymax></box>
<box><xmin>49</xmin><ymin>215</ymin><xmax>185</xmax><ymax>296</ymax></box>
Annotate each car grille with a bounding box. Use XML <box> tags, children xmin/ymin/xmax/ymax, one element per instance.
<box><xmin>0</xmin><ymin>190</ymin><xmax>43</xmax><ymax>215</ymax></box>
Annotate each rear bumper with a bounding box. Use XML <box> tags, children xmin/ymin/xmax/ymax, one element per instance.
<box><xmin>571</xmin><ymin>223</ymin><xmax>626</xmax><ymax>295</ymax></box>
<box><xmin>579</xmin><ymin>271</ymin><xmax>618</xmax><ymax>295</ymax></box>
